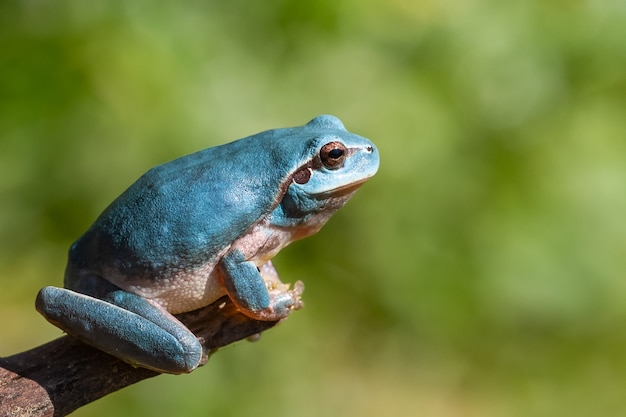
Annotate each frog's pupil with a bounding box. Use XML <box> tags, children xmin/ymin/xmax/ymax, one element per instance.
<box><xmin>328</xmin><ymin>148</ymin><xmax>343</xmax><ymax>159</ymax></box>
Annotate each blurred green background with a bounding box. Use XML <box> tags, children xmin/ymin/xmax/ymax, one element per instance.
<box><xmin>1</xmin><ymin>0</ymin><xmax>625</xmax><ymax>415</ymax></box>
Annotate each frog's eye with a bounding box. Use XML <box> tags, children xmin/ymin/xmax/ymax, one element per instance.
<box><xmin>320</xmin><ymin>141</ymin><xmax>347</xmax><ymax>169</ymax></box>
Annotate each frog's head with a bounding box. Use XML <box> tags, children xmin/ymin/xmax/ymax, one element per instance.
<box><xmin>273</xmin><ymin>115</ymin><xmax>379</xmax><ymax>231</ymax></box>
<box><xmin>293</xmin><ymin>115</ymin><xmax>379</xmax><ymax>197</ymax></box>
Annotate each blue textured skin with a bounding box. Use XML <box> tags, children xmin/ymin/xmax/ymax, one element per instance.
<box><xmin>68</xmin><ymin>115</ymin><xmax>371</xmax><ymax>278</ymax></box>
<box><xmin>36</xmin><ymin>115</ymin><xmax>379</xmax><ymax>374</ymax></box>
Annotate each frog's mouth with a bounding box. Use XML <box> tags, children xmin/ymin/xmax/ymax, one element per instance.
<box><xmin>317</xmin><ymin>177</ymin><xmax>369</xmax><ymax>198</ymax></box>
<box><xmin>333</xmin><ymin>178</ymin><xmax>368</xmax><ymax>193</ymax></box>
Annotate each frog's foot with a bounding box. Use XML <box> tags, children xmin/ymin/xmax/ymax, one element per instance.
<box><xmin>239</xmin><ymin>263</ymin><xmax>305</xmax><ymax>321</ymax></box>
<box><xmin>219</xmin><ymin>252</ymin><xmax>305</xmax><ymax>322</ymax></box>
<box><xmin>36</xmin><ymin>278</ymin><xmax>204</xmax><ymax>374</ymax></box>
<box><xmin>237</xmin><ymin>279</ymin><xmax>303</xmax><ymax>322</ymax></box>
<box><xmin>260</xmin><ymin>277</ymin><xmax>305</xmax><ymax>321</ymax></box>
<box><xmin>261</xmin><ymin>261</ymin><xmax>305</xmax><ymax>317</ymax></box>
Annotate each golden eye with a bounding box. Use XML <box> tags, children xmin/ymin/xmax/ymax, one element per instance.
<box><xmin>320</xmin><ymin>141</ymin><xmax>347</xmax><ymax>169</ymax></box>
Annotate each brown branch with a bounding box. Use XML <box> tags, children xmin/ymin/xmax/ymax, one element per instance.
<box><xmin>0</xmin><ymin>297</ymin><xmax>280</xmax><ymax>417</ymax></box>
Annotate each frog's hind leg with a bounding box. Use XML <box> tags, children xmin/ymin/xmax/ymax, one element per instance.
<box><xmin>36</xmin><ymin>277</ymin><xmax>203</xmax><ymax>374</ymax></box>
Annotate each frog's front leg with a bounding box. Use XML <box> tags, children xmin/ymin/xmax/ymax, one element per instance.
<box><xmin>219</xmin><ymin>250</ymin><xmax>304</xmax><ymax>321</ymax></box>
<box><xmin>35</xmin><ymin>276</ymin><xmax>203</xmax><ymax>374</ymax></box>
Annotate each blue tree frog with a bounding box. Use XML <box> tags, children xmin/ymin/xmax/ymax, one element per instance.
<box><xmin>36</xmin><ymin>115</ymin><xmax>379</xmax><ymax>374</ymax></box>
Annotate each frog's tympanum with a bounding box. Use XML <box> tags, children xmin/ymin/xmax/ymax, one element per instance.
<box><xmin>36</xmin><ymin>115</ymin><xmax>379</xmax><ymax>374</ymax></box>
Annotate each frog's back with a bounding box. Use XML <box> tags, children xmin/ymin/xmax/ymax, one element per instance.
<box><xmin>66</xmin><ymin>128</ymin><xmax>304</xmax><ymax>287</ymax></box>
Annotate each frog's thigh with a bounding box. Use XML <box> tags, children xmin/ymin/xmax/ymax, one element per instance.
<box><xmin>36</xmin><ymin>285</ymin><xmax>202</xmax><ymax>374</ymax></box>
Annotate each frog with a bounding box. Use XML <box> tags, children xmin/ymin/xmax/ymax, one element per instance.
<box><xmin>35</xmin><ymin>115</ymin><xmax>379</xmax><ymax>374</ymax></box>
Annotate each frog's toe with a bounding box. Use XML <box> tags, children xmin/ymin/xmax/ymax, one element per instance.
<box><xmin>286</xmin><ymin>280</ymin><xmax>305</xmax><ymax>311</ymax></box>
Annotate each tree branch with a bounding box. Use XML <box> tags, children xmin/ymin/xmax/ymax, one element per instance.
<box><xmin>0</xmin><ymin>297</ymin><xmax>280</xmax><ymax>417</ymax></box>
